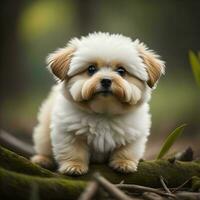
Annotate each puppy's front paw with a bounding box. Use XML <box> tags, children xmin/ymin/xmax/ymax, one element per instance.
<box><xmin>109</xmin><ymin>159</ymin><xmax>138</xmax><ymax>173</ymax></box>
<box><xmin>31</xmin><ymin>155</ymin><xmax>54</xmax><ymax>169</ymax></box>
<box><xmin>58</xmin><ymin>161</ymin><xmax>88</xmax><ymax>175</ymax></box>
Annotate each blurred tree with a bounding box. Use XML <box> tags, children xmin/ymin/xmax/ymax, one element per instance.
<box><xmin>0</xmin><ymin>1</ymin><xmax>26</xmax><ymax>95</ymax></box>
<box><xmin>0</xmin><ymin>1</ymin><xmax>25</xmax><ymax>126</ymax></box>
<box><xmin>75</xmin><ymin>0</ymin><xmax>101</xmax><ymax>35</ymax></box>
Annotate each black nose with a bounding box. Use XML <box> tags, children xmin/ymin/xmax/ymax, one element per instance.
<box><xmin>101</xmin><ymin>78</ymin><xmax>112</xmax><ymax>88</ymax></box>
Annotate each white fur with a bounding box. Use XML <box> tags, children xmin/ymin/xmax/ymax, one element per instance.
<box><xmin>32</xmin><ymin>32</ymin><xmax>164</xmax><ymax>174</ymax></box>
<box><xmin>67</xmin><ymin>32</ymin><xmax>149</xmax><ymax>81</ymax></box>
<box><xmin>50</xmin><ymin>85</ymin><xmax>151</xmax><ymax>163</ymax></box>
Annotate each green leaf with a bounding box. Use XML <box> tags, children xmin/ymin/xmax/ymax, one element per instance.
<box><xmin>189</xmin><ymin>50</ymin><xmax>200</xmax><ymax>88</ymax></box>
<box><xmin>156</xmin><ymin>124</ymin><xmax>187</xmax><ymax>159</ymax></box>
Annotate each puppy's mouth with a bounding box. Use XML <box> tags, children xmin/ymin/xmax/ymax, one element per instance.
<box><xmin>94</xmin><ymin>90</ymin><xmax>113</xmax><ymax>97</ymax></box>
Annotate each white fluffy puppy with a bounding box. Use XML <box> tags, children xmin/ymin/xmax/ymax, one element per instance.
<box><xmin>31</xmin><ymin>32</ymin><xmax>165</xmax><ymax>175</ymax></box>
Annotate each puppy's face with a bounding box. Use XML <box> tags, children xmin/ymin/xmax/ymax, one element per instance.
<box><xmin>47</xmin><ymin>33</ymin><xmax>165</xmax><ymax>114</ymax></box>
<box><xmin>66</xmin><ymin>60</ymin><xmax>145</xmax><ymax>114</ymax></box>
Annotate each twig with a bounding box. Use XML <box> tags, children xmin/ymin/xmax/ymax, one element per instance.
<box><xmin>160</xmin><ymin>176</ymin><xmax>172</xmax><ymax>194</ymax></box>
<box><xmin>116</xmin><ymin>184</ymin><xmax>176</xmax><ymax>198</ymax></box>
<box><xmin>78</xmin><ymin>181</ymin><xmax>99</xmax><ymax>200</ymax></box>
<box><xmin>94</xmin><ymin>173</ymin><xmax>133</xmax><ymax>200</ymax></box>
<box><xmin>0</xmin><ymin>130</ymin><xmax>34</xmax><ymax>157</ymax></box>
<box><xmin>175</xmin><ymin>191</ymin><xmax>200</xmax><ymax>200</ymax></box>
<box><xmin>143</xmin><ymin>192</ymin><xmax>166</xmax><ymax>200</ymax></box>
<box><xmin>171</xmin><ymin>178</ymin><xmax>191</xmax><ymax>193</ymax></box>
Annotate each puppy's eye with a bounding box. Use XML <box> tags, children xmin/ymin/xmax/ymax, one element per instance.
<box><xmin>116</xmin><ymin>67</ymin><xmax>126</xmax><ymax>76</ymax></box>
<box><xmin>88</xmin><ymin>65</ymin><xmax>97</xmax><ymax>76</ymax></box>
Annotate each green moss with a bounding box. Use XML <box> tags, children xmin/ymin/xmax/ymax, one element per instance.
<box><xmin>1</xmin><ymin>145</ymin><xmax>200</xmax><ymax>196</ymax></box>
<box><xmin>0</xmin><ymin>146</ymin><xmax>55</xmax><ymax>177</ymax></box>
<box><xmin>191</xmin><ymin>176</ymin><xmax>200</xmax><ymax>191</ymax></box>
<box><xmin>0</xmin><ymin>167</ymin><xmax>86</xmax><ymax>200</ymax></box>
<box><xmin>80</xmin><ymin>160</ymin><xmax>200</xmax><ymax>187</ymax></box>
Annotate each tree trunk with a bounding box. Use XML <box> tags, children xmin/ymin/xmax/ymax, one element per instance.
<box><xmin>75</xmin><ymin>0</ymin><xmax>101</xmax><ymax>35</ymax></box>
<box><xmin>0</xmin><ymin>1</ymin><xmax>25</xmax><ymax>103</ymax></box>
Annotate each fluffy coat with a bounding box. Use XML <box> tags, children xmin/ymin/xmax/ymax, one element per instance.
<box><xmin>31</xmin><ymin>32</ymin><xmax>165</xmax><ymax>175</ymax></box>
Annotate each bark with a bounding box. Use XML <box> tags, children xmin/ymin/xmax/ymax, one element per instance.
<box><xmin>0</xmin><ymin>145</ymin><xmax>200</xmax><ymax>199</ymax></box>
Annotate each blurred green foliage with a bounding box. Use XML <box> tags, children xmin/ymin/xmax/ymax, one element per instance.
<box><xmin>17</xmin><ymin>1</ymin><xmax>76</xmax><ymax>88</ymax></box>
<box><xmin>157</xmin><ymin>124</ymin><xmax>186</xmax><ymax>159</ymax></box>
<box><xmin>189</xmin><ymin>51</ymin><xmax>200</xmax><ymax>88</ymax></box>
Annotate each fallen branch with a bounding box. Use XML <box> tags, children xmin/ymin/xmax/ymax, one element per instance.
<box><xmin>78</xmin><ymin>181</ymin><xmax>99</xmax><ymax>200</ymax></box>
<box><xmin>0</xmin><ymin>167</ymin><xmax>86</xmax><ymax>200</ymax></box>
<box><xmin>172</xmin><ymin>178</ymin><xmax>192</xmax><ymax>192</ymax></box>
<box><xmin>94</xmin><ymin>173</ymin><xmax>133</xmax><ymax>200</ymax></box>
<box><xmin>83</xmin><ymin>159</ymin><xmax>200</xmax><ymax>188</ymax></box>
<box><xmin>0</xmin><ymin>145</ymin><xmax>56</xmax><ymax>177</ymax></box>
<box><xmin>0</xmin><ymin>130</ymin><xmax>34</xmax><ymax>157</ymax></box>
<box><xmin>142</xmin><ymin>192</ymin><xmax>166</xmax><ymax>200</ymax></box>
<box><xmin>1</xmin><ymin>146</ymin><xmax>200</xmax><ymax>199</ymax></box>
<box><xmin>160</xmin><ymin>176</ymin><xmax>172</xmax><ymax>194</ymax></box>
<box><xmin>116</xmin><ymin>183</ymin><xmax>175</xmax><ymax>198</ymax></box>
<box><xmin>176</xmin><ymin>191</ymin><xmax>200</xmax><ymax>200</ymax></box>
<box><xmin>1</xmin><ymin>145</ymin><xmax>200</xmax><ymax>186</ymax></box>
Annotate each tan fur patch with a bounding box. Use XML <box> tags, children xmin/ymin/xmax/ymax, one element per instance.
<box><xmin>111</xmin><ymin>79</ymin><xmax>124</xmax><ymax>100</ymax></box>
<box><xmin>58</xmin><ymin>136</ymin><xmax>89</xmax><ymax>175</ymax></box>
<box><xmin>33</xmin><ymin>89</ymin><xmax>56</xmax><ymax>157</ymax></box>
<box><xmin>48</xmin><ymin>47</ymin><xmax>75</xmax><ymax>80</ymax></box>
<box><xmin>126</xmin><ymin>74</ymin><xmax>145</xmax><ymax>91</ymax></box>
<box><xmin>109</xmin><ymin>143</ymin><xmax>138</xmax><ymax>173</ymax></box>
<box><xmin>81</xmin><ymin>74</ymin><xmax>100</xmax><ymax>100</ymax></box>
<box><xmin>137</xmin><ymin>43</ymin><xmax>164</xmax><ymax>88</ymax></box>
<box><xmin>31</xmin><ymin>155</ymin><xmax>54</xmax><ymax>169</ymax></box>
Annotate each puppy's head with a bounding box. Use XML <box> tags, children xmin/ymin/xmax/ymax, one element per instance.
<box><xmin>47</xmin><ymin>33</ymin><xmax>165</xmax><ymax>114</ymax></box>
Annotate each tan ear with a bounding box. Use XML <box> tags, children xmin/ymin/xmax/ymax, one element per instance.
<box><xmin>137</xmin><ymin>42</ymin><xmax>165</xmax><ymax>88</ymax></box>
<box><xmin>46</xmin><ymin>47</ymin><xmax>75</xmax><ymax>80</ymax></box>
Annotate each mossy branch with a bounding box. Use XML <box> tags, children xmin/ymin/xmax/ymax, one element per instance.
<box><xmin>0</xmin><ymin>146</ymin><xmax>55</xmax><ymax>177</ymax></box>
<box><xmin>192</xmin><ymin>176</ymin><xmax>200</xmax><ymax>191</ymax></box>
<box><xmin>0</xmin><ymin>145</ymin><xmax>200</xmax><ymax>199</ymax></box>
<box><xmin>0</xmin><ymin>167</ymin><xmax>86</xmax><ymax>200</ymax></box>
<box><xmin>84</xmin><ymin>160</ymin><xmax>200</xmax><ymax>187</ymax></box>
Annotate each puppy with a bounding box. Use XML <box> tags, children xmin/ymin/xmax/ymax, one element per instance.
<box><xmin>31</xmin><ymin>32</ymin><xmax>165</xmax><ymax>175</ymax></box>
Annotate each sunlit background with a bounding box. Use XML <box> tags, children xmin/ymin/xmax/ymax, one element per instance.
<box><xmin>1</xmin><ymin>0</ymin><xmax>200</xmax><ymax>158</ymax></box>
